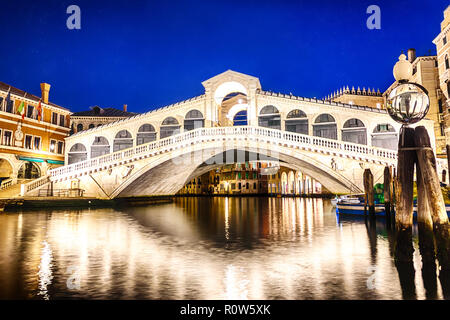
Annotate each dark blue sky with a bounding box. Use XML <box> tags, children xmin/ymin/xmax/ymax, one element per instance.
<box><xmin>0</xmin><ymin>0</ymin><xmax>448</xmax><ymax>113</ymax></box>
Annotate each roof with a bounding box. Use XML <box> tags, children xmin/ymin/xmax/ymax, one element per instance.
<box><xmin>0</xmin><ymin>81</ymin><xmax>69</xmax><ymax>111</ymax></box>
<box><xmin>71</xmin><ymin>107</ymin><xmax>138</xmax><ymax>118</ymax></box>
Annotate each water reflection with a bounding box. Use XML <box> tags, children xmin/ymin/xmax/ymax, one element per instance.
<box><xmin>0</xmin><ymin>197</ymin><xmax>446</xmax><ymax>299</ymax></box>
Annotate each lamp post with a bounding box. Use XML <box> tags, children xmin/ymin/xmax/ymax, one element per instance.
<box><xmin>387</xmin><ymin>54</ymin><xmax>450</xmax><ymax>267</ymax></box>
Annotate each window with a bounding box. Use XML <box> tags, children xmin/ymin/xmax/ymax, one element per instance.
<box><xmin>91</xmin><ymin>136</ymin><xmax>110</xmax><ymax>158</ymax></box>
<box><xmin>77</xmin><ymin>124</ymin><xmax>83</xmax><ymax>132</ymax></box>
<box><xmin>50</xmin><ymin>140</ymin><xmax>56</xmax><ymax>153</ymax></box>
<box><xmin>59</xmin><ymin>114</ymin><xmax>65</xmax><ymax>127</ymax></box>
<box><xmin>258</xmin><ymin>105</ymin><xmax>281</xmax><ymax>130</ymax></box>
<box><xmin>89</xmin><ymin>124</ymin><xmax>95</xmax><ymax>129</ymax></box>
<box><xmin>446</xmin><ymin>55</ymin><xmax>449</xmax><ymax>70</ymax></box>
<box><xmin>160</xmin><ymin>117</ymin><xmax>180</xmax><ymax>138</ymax></box>
<box><xmin>441</xmin><ymin>123</ymin><xmax>445</xmax><ymax>136</ymax></box>
<box><xmin>342</xmin><ymin>119</ymin><xmax>367</xmax><ymax>145</ymax></box>
<box><xmin>233</xmin><ymin>110</ymin><xmax>247</xmax><ymax>126</ymax></box>
<box><xmin>25</xmin><ymin>135</ymin><xmax>32</xmax><ymax>149</ymax></box>
<box><xmin>184</xmin><ymin>110</ymin><xmax>204</xmax><ymax>131</ymax></box>
<box><xmin>137</xmin><ymin>124</ymin><xmax>157</xmax><ymax>145</ymax></box>
<box><xmin>253</xmin><ymin>182</ymin><xmax>257</xmax><ymax>189</ymax></box>
<box><xmin>0</xmin><ymin>97</ymin><xmax>3</xmax><ymax>111</ymax></box>
<box><xmin>113</xmin><ymin>130</ymin><xmax>133</xmax><ymax>152</ymax></box>
<box><xmin>285</xmin><ymin>109</ymin><xmax>308</xmax><ymax>134</ymax></box>
<box><xmin>57</xmin><ymin>141</ymin><xmax>64</xmax><ymax>154</ymax></box>
<box><xmin>27</xmin><ymin>105</ymin><xmax>35</xmax><ymax>119</ymax></box>
<box><xmin>313</xmin><ymin>114</ymin><xmax>337</xmax><ymax>140</ymax></box>
<box><xmin>68</xmin><ymin>143</ymin><xmax>88</xmax><ymax>164</ymax></box>
<box><xmin>33</xmin><ymin>136</ymin><xmax>41</xmax><ymax>150</ymax></box>
<box><xmin>444</xmin><ymin>36</ymin><xmax>447</xmax><ymax>45</ymax></box>
<box><xmin>52</xmin><ymin>112</ymin><xmax>58</xmax><ymax>125</ymax></box>
<box><xmin>439</xmin><ymin>100</ymin><xmax>443</xmax><ymax>113</ymax></box>
<box><xmin>3</xmin><ymin>131</ymin><xmax>12</xmax><ymax>146</ymax></box>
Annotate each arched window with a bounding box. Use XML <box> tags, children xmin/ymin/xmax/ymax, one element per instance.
<box><xmin>313</xmin><ymin>114</ymin><xmax>337</xmax><ymax>140</ymax></box>
<box><xmin>342</xmin><ymin>118</ymin><xmax>367</xmax><ymax>145</ymax></box>
<box><xmin>285</xmin><ymin>109</ymin><xmax>308</xmax><ymax>134</ymax></box>
<box><xmin>160</xmin><ymin>117</ymin><xmax>180</xmax><ymax>138</ymax></box>
<box><xmin>17</xmin><ymin>162</ymin><xmax>40</xmax><ymax>179</ymax></box>
<box><xmin>113</xmin><ymin>130</ymin><xmax>133</xmax><ymax>152</ymax></box>
<box><xmin>68</xmin><ymin>143</ymin><xmax>88</xmax><ymax>164</ymax></box>
<box><xmin>91</xmin><ymin>136</ymin><xmax>110</xmax><ymax>158</ymax></box>
<box><xmin>76</xmin><ymin>123</ymin><xmax>83</xmax><ymax>132</ymax></box>
<box><xmin>258</xmin><ymin>105</ymin><xmax>281</xmax><ymax>130</ymax></box>
<box><xmin>233</xmin><ymin>110</ymin><xmax>247</xmax><ymax>126</ymax></box>
<box><xmin>184</xmin><ymin>110</ymin><xmax>204</xmax><ymax>131</ymax></box>
<box><xmin>88</xmin><ymin>123</ymin><xmax>95</xmax><ymax>129</ymax></box>
<box><xmin>446</xmin><ymin>55</ymin><xmax>449</xmax><ymax>70</ymax></box>
<box><xmin>371</xmin><ymin>124</ymin><xmax>398</xmax><ymax>150</ymax></box>
<box><xmin>137</xmin><ymin>124</ymin><xmax>157</xmax><ymax>145</ymax></box>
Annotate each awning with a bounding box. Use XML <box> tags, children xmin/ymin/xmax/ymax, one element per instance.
<box><xmin>18</xmin><ymin>156</ymin><xmax>44</xmax><ymax>163</ymax></box>
<box><xmin>47</xmin><ymin>160</ymin><xmax>64</xmax><ymax>165</ymax></box>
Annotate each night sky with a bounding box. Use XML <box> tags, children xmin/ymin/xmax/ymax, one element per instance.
<box><xmin>0</xmin><ymin>0</ymin><xmax>448</xmax><ymax>113</ymax></box>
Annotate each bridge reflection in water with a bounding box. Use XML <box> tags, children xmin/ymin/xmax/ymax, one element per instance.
<box><xmin>0</xmin><ymin>197</ymin><xmax>447</xmax><ymax>299</ymax></box>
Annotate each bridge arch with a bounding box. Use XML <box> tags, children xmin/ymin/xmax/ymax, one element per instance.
<box><xmin>371</xmin><ymin>123</ymin><xmax>398</xmax><ymax>150</ymax></box>
<box><xmin>313</xmin><ymin>114</ymin><xmax>337</xmax><ymax>140</ymax></box>
<box><xmin>137</xmin><ymin>124</ymin><xmax>157</xmax><ymax>145</ymax></box>
<box><xmin>91</xmin><ymin>136</ymin><xmax>110</xmax><ymax>159</ymax></box>
<box><xmin>160</xmin><ymin>117</ymin><xmax>181</xmax><ymax>138</ymax></box>
<box><xmin>214</xmin><ymin>81</ymin><xmax>248</xmax><ymax>105</ymax></box>
<box><xmin>258</xmin><ymin>105</ymin><xmax>281</xmax><ymax>130</ymax></box>
<box><xmin>184</xmin><ymin>109</ymin><xmax>204</xmax><ymax>131</ymax></box>
<box><xmin>68</xmin><ymin>143</ymin><xmax>88</xmax><ymax>164</ymax></box>
<box><xmin>114</xmin><ymin>130</ymin><xmax>133</xmax><ymax>152</ymax></box>
<box><xmin>342</xmin><ymin>118</ymin><xmax>367</xmax><ymax>145</ymax></box>
<box><xmin>285</xmin><ymin>109</ymin><xmax>308</xmax><ymax>134</ymax></box>
<box><xmin>110</xmin><ymin>140</ymin><xmax>361</xmax><ymax>198</ymax></box>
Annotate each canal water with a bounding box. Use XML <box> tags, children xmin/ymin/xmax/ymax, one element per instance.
<box><xmin>0</xmin><ymin>197</ymin><xmax>447</xmax><ymax>300</ymax></box>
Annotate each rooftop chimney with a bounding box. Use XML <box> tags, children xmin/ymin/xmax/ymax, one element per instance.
<box><xmin>407</xmin><ymin>48</ymin><xmax>416</xmax><ymax>63</ymax></box>
<box><xmin>123</xmin><ymin>104</ymin><xmax>127</xmax><ymax>112</ymax></box>
<box><xmin>40</xmin><ymin>83</ymin><xmax>51</xmax><ymax>104</ymax></box>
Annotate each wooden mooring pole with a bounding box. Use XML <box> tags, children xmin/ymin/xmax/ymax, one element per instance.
<box><xmin>394</xmin><ymin>126</ymin><xmax>415</xmax><ymax>263</ymax></box>
<box><xmin>363</xmin><ymin>169</ymin><xmax>375</xmax><ymax>218</ymax></box>
<box><xmin>384</xmin><ymin>166</ymin><xmax>392</xmax><ymax>221</ymax></box>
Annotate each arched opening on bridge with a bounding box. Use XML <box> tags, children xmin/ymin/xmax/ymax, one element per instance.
<box><xmin>184</xmin><ymin>109</ymin><xmax>204</xmax><ymax>131</ymax></box>
<box><xmin>342</xmin><ymin>118</ymin><xmax>367</xmax><ymax>145</ymax></box>
<box><xmin>258</xmin><ymin>105</ymin><xmax>281</xmax><ymax>130</ymax></box>
<box><xmin>76</xmin><ymin>123</ymin><xmax>83</xmax><ymax>132</ymax></box>
<box><xmin>285</xmin><ymin>109</ymin><xmax>308</xmax><ymax>134</ymax></box>
<box><xmin>313</xmin><ymin>114</ymin><xmax>337</xmax><ymax>140</ymax></box>
<box><xmin>220</xmin><ymin>92</ymin><xmax>248</xmax><ymax>127</ymax></box>
<box><xmin>233</xmin><ymin>110</ymin><xmax>248</xmax><ymax>126</ymax></box>
<box><xmin>68</xmin><ymin>143</ymin><xmax>88</xmax><ymax>164</ymax></box>
<box><xmin>281</xmin><ymin>172</ymin><xmax>288</xmax><ymax>195</ymax></box>
<box><xmin>137</xmin><ymin>124</ymin><xmax>157</xmax><ymax>145</ymax></box>
<box><xmin>114</xmin><ymin>130</ymin><xmax>133</xmax><ymax>152</ymax></box>
<box><xmin>160</xmin><ymin>117</ymin><xmax>181</xmax><ymax>138</ymax></box>
<box><xmin>371</xmin><ymin>124</ymin><xmax>398</xmax><ymax>150</ymax></box>
<box><xmin>91</xmin><ymin>137</ymin><xmax>110</xmax><ymax>159</ymax></box>
<box><xmin>17</xmin><ymin>161</ymin><xmax>40</xmax><ymax>180</ymax></box>
<box><xmin>288</xmin><ymin>171</ymin><xmax>295</xmax><ymax>194</ymax></box>
<box><xmin>0</xmin><ymin>158</ymin><xmax>13</xmax><ymax>185</ymax></box>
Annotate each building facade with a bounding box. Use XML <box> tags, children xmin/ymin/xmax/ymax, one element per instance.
<box><xmin>0</xmin><ymin>82</ymin><xmax>70</xmax><ymax>192</ymax></box>
<box><xmin>70</xmin><ymin>105</ymin><xmax>137</xmax><ymax>134</ymax></box>
<box><xmin>433</xmin><ymin>6</ymin><xmax>450</xmax><ymax>159</ymax></box>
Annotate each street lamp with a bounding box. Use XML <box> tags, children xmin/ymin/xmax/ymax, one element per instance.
<box><xmin>386</xmin><ymin>53</ymin><xmax>430</xmax><ymax>125</ymax></box>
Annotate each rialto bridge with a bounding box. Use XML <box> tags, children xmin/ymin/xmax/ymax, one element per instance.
<box><xmin>21</xmin><ymin>70</ymin><xmax>446</xmax><ymax>198</ymax></box>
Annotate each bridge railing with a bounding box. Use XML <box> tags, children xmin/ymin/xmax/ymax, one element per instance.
<box><xmin>49</xmin><ymin>126</ymin><xmax>398</xmax><ymax>179</ymax></box>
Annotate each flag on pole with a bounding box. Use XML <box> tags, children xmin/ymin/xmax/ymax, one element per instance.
<box><xmin>37</xmin><ymin>100</ymin><xmax>42</xmax><ymax>121</ymax></box>
<box><xmin>4</xmin><ymin>89</ymin><xmax>11</xmax><ymax>112</ymax></box>
<box><xmin>17</xmin><ymin>101</ymin><xmax>25</xmax><ymax>120</ymax></box>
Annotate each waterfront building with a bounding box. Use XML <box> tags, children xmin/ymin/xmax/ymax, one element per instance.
<box><xmin>70</xmin><ymin>104</ymin><xmax>137</xmax><ymax>134</ymax></box>
<box><xmin>326</xmin><ymin>86</ymin><xmax>384</xmax><ymax>110</ymax></box>
<box><xmin>433</xmin><ymin>6</ymin><xmax>450</xmax><ymax>157</ymax></box>
<box><xmin>0</xmin><ymin>82</ymin><xmax>70</xmax><ymax>193</ymax></box>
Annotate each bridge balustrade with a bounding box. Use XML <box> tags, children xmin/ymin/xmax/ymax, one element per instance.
<box><xmin>50</xmin><ymin>126</ymin><xmax>399</xmax><ymax>179</ymax></box>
